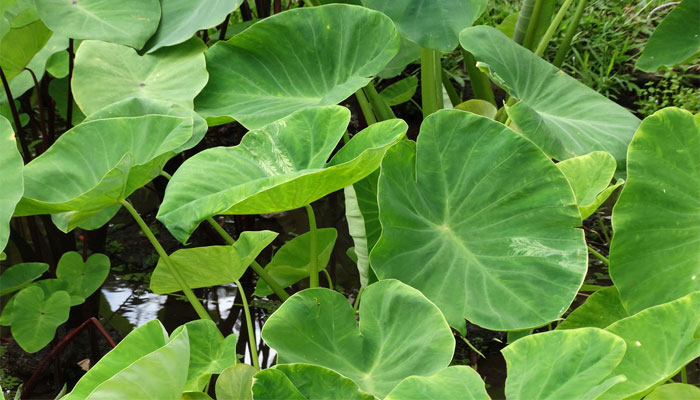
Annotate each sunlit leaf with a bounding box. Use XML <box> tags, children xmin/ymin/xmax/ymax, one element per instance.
<box><xmin>216</xmin><ymin>364</ymin><xmax>256</xmax><ymax>400</ymax></box>
<box><xmin>385</xmin><ymin>366</ymin><xmax>489</xmax><ymax>400</ymax></box>
<box><xmin>252</xmin><ymin>364</ymin><xmax>377</xmax><ymax>400</ymax></box>
<box><xmin>0</xmin><ymin>19</ymin><xmax>50</xmax><ymax>81</ymax></box>
<box><xmin>645</xmin><ymin>383</ymin><xmax>700</xmax><ymax>400</ymax></box>
<box><xmin>0</xmin><ymin>116</ymin><xmax>22</xmax><ymax>252</ymax></box>
<box><xmin>556</xmin><ymin>151</ymin><xmax>620</xmax><ymax>219</ymax></box>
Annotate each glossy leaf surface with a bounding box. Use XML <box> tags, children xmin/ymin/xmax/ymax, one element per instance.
<box><xmin>0</xmin><ymin>262</ymin><xmax>48</xmax><ymax>296</ymax></box>
<box><xmin>72</xmin><ymin>39</ymin><xmax>208</xmax><ymax>116</ymax></box>
<box><xmin>609</xmin><ymin>107</ymin><xmax>700</xmax><ymax>314</ymax></box>
<box><xmin>216</xmin><ymin>364</ymin><xmax>256</xmax><ymax>400</ymax></box>
<box><xmin>371</xmin><ymin>110</ymin><xmax>586</xmax><ymax>332</ymax></box>
<box><xmin>261</xmin><ymin>279</ymin><xmax>454</xmax><ymax>397</ymax></box>
<box><xmin>253</xmin><ymin>228</ymin><xmax>337</xmax><ymax>296</ymax></box>
<box><xmin>194</xmin><ymin>5</ymin><xmax>399</xmax><ymax>128</ymax></box>
<box><xmin>34</xmin><ymin>0</ymin><xmax>160</xmax><ymax>48</ymax></box>
<box><xmin>158</xmin><ymin>106</ymin><xmax>407</xmax><ymax>243</ymax></box>
<box><xmin>0</xmin><ymin>116</ymin><xmax>23</xmax><ymax>252</ymax></box>
<box><xmin>151</xmin><ymin>230</ymin><xmax>277</xmax><ymax>294</ymax></box>
<box><xmin>384</xmin><ymin>366</ymin><xmax>489</xmax><ymax>400</ymax></box>
<box><xmin>460</xmin><ymin>26</ymin><xmax>640</xmax><ymax>168</ymax></box>
<box><xmin>11</xmin><ymin>285</ymin><xmax>70</xmax><ymax>353</ymax></box>
<box><xmin>252</xmin><ymin>364</ymin><xmax>376</xmax><ymax>400</ymax></box>
<box><xmin>56</xmin><ymin>252</ymin><xmax>110</xmax><ymax>300</ymax></box>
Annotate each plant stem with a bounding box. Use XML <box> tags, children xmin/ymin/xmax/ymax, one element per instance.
<box><xmin>0</xmin><ymin>65</ymin><xmax>31</xmax><ymax>159</ymax></box>
<box><xmin>352</xmin><ymin>287</ymin><xmax>364</xmax><ymax>313</ymax></box>
<box><xmin>523</xmin><ymin>0</ymin><xmax>544</xmax><ymax>49</ymax></box>
<box><xmin>363</xmin><ymin>83</ymin><xmax>395</xmax><ymax>121</ymax></box>
<box><xmin>355</xmin><ymin>88</ymin><xmax>377</xmax><ymax>125</ymax></box>
<box><xmin>420</xmin><ymin>48</ymin><xmax>443</xmax><ymax>118</ymax></box>
<box><xmin>681</xmin><ymin>365</ymin><xmax>688</xmax><ymax>384</ymax></box>
<box><xmin>205</xmin><ymin>217</ymin><xmax>290</xmax><ymax>301</ymax></box>
<box><xmin>441</xmin><ymin>68</ymin><xmax>461</xmax><ymax>107</ymax></box>
<box><xmin>120</xmin><ymin>199</ymin><xmax>212</xmax><ymax>321</ymax></box>
<box><xmin>218</xmin><ymin>13</ymin><xmax>232</xmax><ymax>40</ymax></box>
<box><xmin>553</xmin><ymin>0</ymin><xmax>588</xmax><ymax>67</ymax></box>
<box><xmin>322</xmin><ymin>269</ymin><xmax>333</xmax><ymax>289</ymax></box>
<box><xmin>66</xmin><ymin>39</ymin><xmax>75</xmax><ymax>130</ymax></box>
<box><xmin>535</xmin><ymin>0</ymin><xmax>575</xmax><ymax>57</ymax></box>
<box><xmin>305</xmin><ymin>204</ymin><xmax>319</xmax><ymax>288</ymax></box>
<box><xmin>587</xmin><ymin>245</ymin><xmax>610</xmax><ymax>267</ymax></box>
<box><xmin>461</xmin><ymin>49</ymin><xmax>496</xmax><ymax>105</ymax></box>
<box><xmin>513</xmin><ymin>0</ymin><xmax>537</xmax><ymax>45</ymax></box>
<box><xmin>235</xmin><ymin>279</ymin><xmax>260</xmax><ymax>370</ymax></box>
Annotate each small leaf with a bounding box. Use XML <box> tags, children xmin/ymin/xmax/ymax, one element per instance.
<box><xmin>454</xmin><ymin>99</ymin><xmax>497</xmax><ymax>119</ymax></box>
<box><xmin>0</xmin><ymin>262</ymin><xmax>48</xmax><ymax>296</ymax></box>
<box><xmin>0</xmin><ymin>19</ymin><xmax>51</xmax><ymax>82</ymax></box>
<box><xmin>557</xmin><ymin>286</ymin><xmax>629</xmax><ymax>330</ymax></box>
<box><xmin>379</xmin><ymin>76</ymin><xmax>417</xmax><ymax>106</ymax></box>
<box><xmin>216</xmin><ymin>364</ymin><xmax>256</xmax><ymax>400</ymax></box>
<box><xmin>56</xmin><ymin>251</ymin><xmax>110</xmax><ymax>300</ymax></box>
<box><xmin>252</xmin><ymin>364</ymin><xmax>377</xmax><ymax>400</ymax></box>
<box><xmin>11</xmin><ymin>285</ymin><xmax>70</xmax><ymax>353</ymax></box>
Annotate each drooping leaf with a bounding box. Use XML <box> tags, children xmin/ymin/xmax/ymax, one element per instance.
<box><xmin>362</xmin><ymin>0</ymin><xmax>488</xmax><ymax>52</ymax></box>
<box><xmin>72</xmin><ymin>38</ymin><xmax>208</xmax><ymax>116</ymax></box>
<box><xmin>143</xmin><ymin>0</ymin><xmax>243</xmax><ymax>53</ymax></box>
<box><xmin>216</xmin><ymin>364</ymin><xmax>256</xmax><ymax>400</ymax></box>
<box><xmin>600</xmin><ymin>292</ymin><xmax>700</xmax><ymax>399</ymax></box>
<box><xmin>459</xmin><ymin>26</ymin><xmax>640</xmax><ymax>169</ymax></box>
<box><xmin>261</xmin><ymin>279</ymin><xmax>455</xmax><ymax>398</ymax></box>
<box><xmin>0</xmin><ymin>19</ymin><xmax>50</xmax><ymax>82</ymax></box>
<box><xmin>10</xmin><ymin>285</ymin><xmax>70</xmax><ymax>353</ymax></box>
<box><xmin>343</xmin><ymin>171</ymin><xmax>380</xmax><ymax>287</ymax></box>
<box><xmin>556</xmin><ymin>151</ymin><xmax>620</xmax><ymax>219</ymax></box>
<box><xmin>384</xmin><ymin>366</ymin><xmax>489</xmax><ymax>400</ymax></box>
<box><xmin>556</xmin><ymin>286</ymin><xmax>629</xmax><ymax>330</ymax></box>
<box><xmin>503</xmin><ymin>328</ymin><xmax>626</xmax><ymax>400</ymax></box>
<box><xmin>171</xmin><ymin>320</ymin><xmax>238</xmax><ymax>391</ymax></box>
<box><xmin>15</xmin><ymin>114</ymin><xmax>195</xmax><ymax>218</ymax></box>
<box><xmin>252</xmin><ymin>364</ymin><xmax>377</xmax><ymax>400</ymax></box>
<box><xmin>371</xmin><ymin>110</ymin><xmax>586</xmax><ymax>332</ymax></box>
<box><xmin>0</xmin><ymin>116</ymin><xmax>22</xmax><ymax>252</ymax></box>
<box><xmin>379</xmin><ymin>76</ymin><xmax>417</xmax><ymax>106</ymax></box>
<box><xmin>151</xmin><ymin>230</ymin><xmax>277</xmax><ymax>294</ymax></box>
<box><xmin>253</xmin><ymin>228</ymin><xmax>337</xmax><ymax>297</ymax></box>
<box><xmin>637</xmin><ymin>0</ymin><xmax>700</xmax><ymax>72</ymax></box>
<box><xmin>158</xmin><ymin>106</ymin><xmax>407</xmax><ymax>243</ymax></box>
<box><xmin>64</xmin><ymin>320</ymin><xmax>170</xmax><ymax>400</ymax></box>
<box><xmin>194</xmin><ymin>4</ymin><xmax>399</xmax><ymax>128</ymax></box>
<box><xmin>0</xmin><ymin>262</ymin><xmax>48</xmax><ymax>295</ymax></box>
<box><xmin>56</xmin><ymin>251</ymin><xmax>110</xmax><ymax>300</ymax></box>
<box><xmin>34</xmin><ymin>0</ymin><xmax>160</xmax><ymax>49</ymax></box>
<box><xmin>645</xmin><ymin>383</ymin><xmax>700</xmax><ymax>400</ymax></box>
<box><xmin>609</xmin><ymin>107</ymin><xmax>700</xmax><ymax>314</ymax></box>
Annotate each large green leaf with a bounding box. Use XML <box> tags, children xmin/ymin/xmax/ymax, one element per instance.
<box><xmin>252</xmin><ymin>364</ymin><xmax>377</xmax><ymax>400</ymax></box>
<box><xmin>158</xmin><ymin>106</ymin><xmax>407</xmax><ymax>243</ymax></box>
<box><xmin>194</xmin><ymin>4</ymin><xmax>399</xmax><ymax>129</ymax></box>
<box><xmin>0</xmin><ymin>116</ymin><xmax>22</xmax><ymax>252</ymax></box>
<box><xmin>253</xmin><ymin>228</ymin><xmax>337</xmax><ymax>296</ymax></box>
<box><xmin>56</xmin><ymin>251</ymin><xmax>110</xmax><ymax>299</ymax></box>
<box><xmin>34</xmin><ymin>0</ymin><xmax>160</xmax><ymax>48</ymax></box>
<box><xmin>150</xmin><ymin>230</ymin><xmax>277</xmax><ymax>294</ymax></box>
<box><xmin>15</xmin><ymin>114</ymin><xmax>196</xmax><ymax>218</ymax></box>
<box><xmin>172</xmin><ymin>320</ymin><xmax>238</xmax><ymax>391</ymax></box>
<box><xmin>11</xmin><ymin>285</ymin><xmax>70</xmax><ymax>353</ymax></box>
<box><xmin>261</xmin><ymin>279</ymin><xmax>455</xmax><ymax>398</ymax></box>
<box><xmin>645</xmin><ymin>383</ymin><xmax>700</xmax><ymax>400</ymax></box>
<box><xmin>609</xmin><ymin>107</ymin><xmax>700</xmax><ymax>314</ymax></box>
<box><xmin>459</xmin><ymin>26</ymin><xmax>640</xmax><ymax>169</ymax></box>
<box><xmin>503</xmin><ymin>328</ymin><xmax>626</xmax><ymax>400</ymax></box>
<box><xmin>637</xmin><ymin>0</ymin><xmax>700</xmax><ymax>72</ymax></box>
<box><xmin>216</xmin><ymin>364</ymin><xmax>256</xmax><ymax>400</ymax></box>
<box><xmin>384</xmin><ymin>366</ymin><xmax>489</xmax><ymax>400</ymax></box>
<box><xmin>556</xmin><ymin>151</ymin><xmax>621</xmax><ymax>219</ymax></box>
<box><xmin>556</xmin><ymin>286</ymin><xmax>629</xmax><ymax>330</ymax></box>
<box><xmin>371</xmin><ymin>110</ymin><xmax>586</xmax><ymax>332</ymax></box>
<box><xmin>362</xmin><ymin>0</ymin><xmax>487</xmax><ymax>52</ymax></box>
<box><xmin>143</xmin><ymin>0</ymin><xmax>243</xmax><ymax>53</ymax></box>
<box><xmin>0</xmin><ymin>19</ymin><xmax>50</xmax><ymax>82</ymax></box>
<box><xmin>72</xmin><ymin>38</ymin><xmax>208</xmax><ymax>116</ymax></box>
<box><xmin>64</xmin><ymin>320</ymin><xmax>170</xmax><ymax>399</ymax></box>
<box><xmin>0</xmin><ymin>262</ymin><xmax>48</xmax><ymax>295</ymax></box>
<box><xmin>601</xmin><ymin>292</ymin><xmax>700</xmax><ymax>399</ymax></box>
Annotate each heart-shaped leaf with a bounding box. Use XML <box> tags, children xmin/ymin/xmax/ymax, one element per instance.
<box><xmin>252</xmin><ymin>364</ymin><xmax>377</xmax><ymax>400</ymax></box>
<box><xmin>56</xmin><ymin>251</ymin><xmax>110</xmax><ymax>300</ymax></box>
<box><xmin>0</xmin><ymin>19</ymin><xmax>50</xmax><ymax>82</ymax></box>
<box><xmin>0</xmin><ymin>116</ymin><xmax>23</xmax><ymax>252</ymax></box>
<box><xmin>150</xmin><ymin>230</ymin><xmax>277</xmax><ymax>294</ymax></box>
<box><xmin>556</xmin><ymin>286</ymin><xmax>629</xmax><ymax>330</ymax></box>
<box><xmin>72</xmin><ymin>38</ymin><xmax>208</xmax><ymax>116</ymax></box>
<box><xmin>143</xmin><ymin>0</ymin><xmax>243</xmax><ymax>53</ymax></box>
<box><xmin>362</xmin><ymin>0</ymin><xmax>487</xmax><ymax>52</ymax></box>
<box><xmin>384</xmin><ymin>366</ymin><xmax>489</xmax><ymax>400</ymax></box>
<box><xmin>15</xmin><ymin>114</ymin><xmax>195</xmax><ymax>218</ymax></box>
<box><xmin>459</xmin><ymin>26</ymin><xmax>640</xmax><ymax>169</ymax></box>
<box><xmin>34</xmin><ymin>0</ymin><xmax>160</xmax><ymax>48</ymax></box>
<box><xmin>503</xmin><ymin>328</ymin><xmax>627</xmax><ymax>400</ymax></box>
<box><xmin>216</xmin><ymin>364</ymin><xmax>256</xmax><ymax>400</ymax></box>
<box><xmin>253</xmin><ymin>228</ymin><xmax>337</xmax><ymax>297</ymax></box>
<box><xmin>11</xmin><ymin>285</ymin><xmax>70</xmax><ymax>353</ymax></box>
<box><xmin>556</xmin><ymin>151</ymin><xmax>621</xmax><ymax>219</ymax></box>
<box><xmin>371</xmin><ymin>110</ymin><xmax>586</xmax><ymax>332</ymax></box>
<box><xmin>172</xmin><ymin>320</ymin><xmax>238</xmax><ymax>391</ymax></box>
<box><xmin>609</xmin><ymin>107</ymin><xmax>700</xmax><ymax>314</ymax></box>
<box><xmin>600</xmin><ymin>292</ymin><xmax>700</xmax><ymax>399</ymax></box>
<box><xmin>194</xmin><ymin>4</ymin><xmax>399</xmax><ymax>128</ymax></box>
<box><xmin>636</xmin><ymin>0</ymin><xmax>700</xmax><ymax>72</ymax></box>
<box><xmin>158</xmin><ymin>106</ymin><xmax>407</xmax><ymax>243</ymax></box>
<box><xmin>261</xmin><ymin>279</ymin><xmax>455</xmax><ymax>397</ymax></box>
<box><xmin>0</xmin><ymin>262</ymin><xmax>48</xmax><ymax>295</ymax></box>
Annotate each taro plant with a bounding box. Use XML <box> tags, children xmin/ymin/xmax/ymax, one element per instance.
<box><xmin>0</xmin><ymin>0</ymin><xmax>699</xmax><ymax>399</ymax></box>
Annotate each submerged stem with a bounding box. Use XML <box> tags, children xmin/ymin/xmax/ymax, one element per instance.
<box><xmin>305</xmin><ymin>204</ymin><xmax>319</xmax><ymax>288</ymax></box>
<box><xmin>235</xmin><ymin>279</ymin><xmax>260</xmax><ymax>370</ymax></box>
